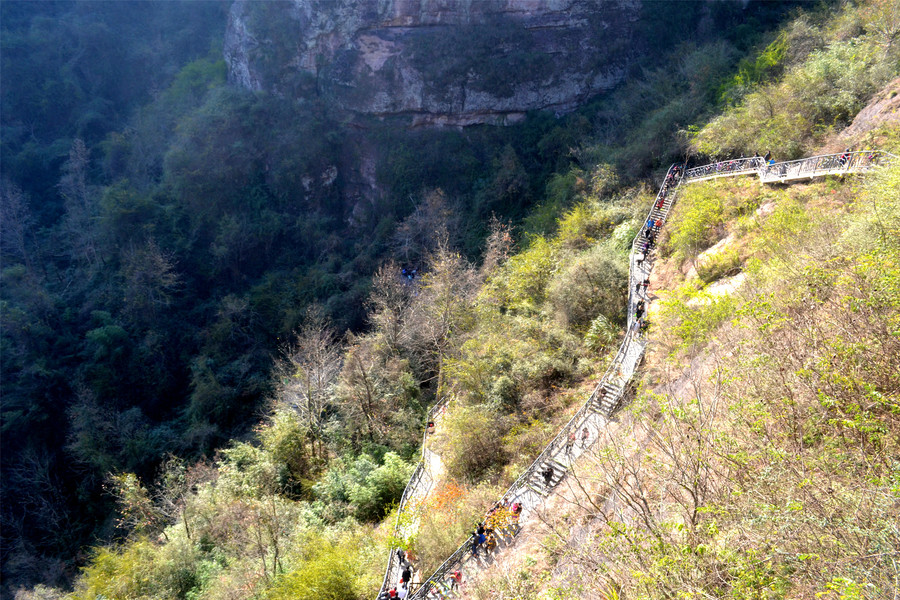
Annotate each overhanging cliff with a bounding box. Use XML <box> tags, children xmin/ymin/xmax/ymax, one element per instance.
<box><xmin>224</xmin><ymin>0</ymin><xmax>641</xmax><ymax>126</ymax></box>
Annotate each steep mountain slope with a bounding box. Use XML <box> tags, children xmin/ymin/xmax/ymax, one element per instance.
<box><xmin>449</xmin><ymin>82</ymin><xmax>900</xmax><ymax>597</ymax></box>
<box><xmin>460</xmin><ymin>152</ymin><xmax>900</xmax><ymax>600</ymax></box>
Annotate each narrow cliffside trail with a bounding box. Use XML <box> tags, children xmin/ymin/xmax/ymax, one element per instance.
<box><xmin>377</xmin><ymin>150</ymin><xmax>894</xmax><ymax>600</ymax></box>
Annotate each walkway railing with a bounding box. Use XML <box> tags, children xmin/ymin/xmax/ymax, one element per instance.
<box><xmin>684</xmin><ymin>156</ymin><xmax>764</xmax><ymax>182</ymax></box>
<box><xmin>377</xmin><ymin>149</ymin><xmax>895</xmax><ymax>599</ymax></box>
<box><xmin>682</xmin><ymin>151</ymin><xmax>894</xmax><ymax>184</ymax></box>
<box><xmin>757</xmin><ymin>150</ymin><xmax>889</xmax><ymax>182</ymax></box>
<box><xmin>409</xmin><ymin>329</ymin><xmax>641</xmax><ymax>598</ymax></box>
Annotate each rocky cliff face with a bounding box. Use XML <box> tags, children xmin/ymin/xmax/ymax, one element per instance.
<box><xmin>224</xmin><ymin>0</ymin><xmax>641</xmax><ymax>125</ymax></box>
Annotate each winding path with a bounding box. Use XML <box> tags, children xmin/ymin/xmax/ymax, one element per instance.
<box><xmin>376</xmin><ymin>150</ymin><xmax>894</xmax><ymax>600</ymax></box>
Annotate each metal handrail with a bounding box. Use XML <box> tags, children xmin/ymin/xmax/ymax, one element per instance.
<box><xmin>501</xmin><ymin>327</ymin><xmax>635</xmax><ymax>501</ymax></box>
<box><xmin>684</xmin><ymin>156</ymin><xmax>764</xmax><ymax>181</ymax></box>
<box><xmin>757</xmin><ymin>150</ymin><xmax>894</xmax><ymax>182</ymax></box>
<box><xmin>681</xmin><ymin>151</ymin><xmax>896</xmax><ymax>185</ymax></box>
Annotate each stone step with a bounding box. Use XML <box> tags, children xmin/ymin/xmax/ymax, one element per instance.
<box><xmin>524</xmin><ymin>482</ymin><xmax>549</xmax><ymax>497</ymax></box>
<box><xmin>530</xmin><ymin>468</ymin><xmax>563</xmax><ymax>488</ymax></box>
<box><xmin>600</xmin><ymin>390</ymin><xmax>622</xmax><ymax>404</ymax></box>
<box><xmin>601</xmin><ymin>394</ymin><xmax>620</xmax><ymax>407</ymax></box>
<box><xmin>548</xmin><ymin>458</ymin><xmax>568</xmax><ymax>472</ymax></box>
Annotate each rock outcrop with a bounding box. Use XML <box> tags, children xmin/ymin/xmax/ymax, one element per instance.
<box><xmin>224</xmin><ymin>0</ymin><xmax>641</xmax><ymax>125</ymax></box>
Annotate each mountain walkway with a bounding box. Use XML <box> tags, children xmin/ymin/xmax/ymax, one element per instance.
<box><xmin>376</xmin><ymin>150</ymin><xmax>894</xmax><ymax>600</ymax></box>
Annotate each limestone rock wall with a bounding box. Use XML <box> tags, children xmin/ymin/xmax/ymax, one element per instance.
<box><xmin>224</xmin><ymin>0</ymin><xmax>641</xmax><ymax>125</ymax></box>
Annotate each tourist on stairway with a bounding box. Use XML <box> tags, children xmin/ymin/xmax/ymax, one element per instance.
<box><xmin>470</xmin><ymin>527</ymin><xmax>486</xmax><ymax>557</ymax></box>
<box><xmin>447</xmin><ymin>570</ymin><xmax>462</xmax><ymax>591</ymax></box>
<box><xmin>543</xmin><ymin>466</ymin><xmax>554</xmax><ymax>487</ymax></box>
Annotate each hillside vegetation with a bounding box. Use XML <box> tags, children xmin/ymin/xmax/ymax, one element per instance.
<box><xmin>465</xmin><ymin>157</ymin><xmax>900</xmax><ymax>600</ymax></box>
<box><xmin>5</xmin><ymin>1</ymin><xmax>900</xmax><ymax>599</ymax></box>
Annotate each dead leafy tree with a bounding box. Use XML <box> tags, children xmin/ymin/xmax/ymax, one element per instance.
<box><xmin>106</xmin><ymin>458</ymin><xmax>216</xmax><ymax>543</ymax></box>
<box><xmin>249</xmin><ymin>494</ymin><xmax>287</xmax><ymax>584</ymax></box>
<box><xmin>479</xmin><ymin>216</ymin><xmax>514</xmax><ymax>278</ymax></box>
<box><xmin>367</xmin><ymin>262</ymin><xmax>413</xmax><ymax>354</ymax></box>
<box><xmin>6</xmin><ymin>448</ymin><xmax>70</xmax><ymax>550</ymax></box>
<box><xmin>863</xmin><ymin>0</ymin><xmax>900</xmax><ymax>51</ymax></box>
<box><xmin>0</xmin><ymin>180</ymin><xmax>34</xmax><ymax>271</ymax></box>
<box><xmin>58</xmin><ymin>139</ymin><xmax>102</xmax><ymax>271</ymax></box>
<box><xmin>333</xmin><ymin>332</ymin><xmax>421</xmax><ymax>450</ymax></box>
<box><xmin>392</xmin><ymin>189</ymin><xmax>460</xmax><ymax>265</ymax></box>
<box><xmin>335</xmin><ymin>335</ymin><xmax>384</xmax><ymax>444</ymax></box>
<box><xmin>402</xmin><ymin>242</ymin><xmax>480</xmax><ymax>399</ymax></box>
<box><xmin>155</xmin><ymin>456</ymin><xmax>216</xmax><ymax>541</ymax></box>
<box><xmin>120</xmin><ymin>238</ymin><xmax>182</xmax><ymax>322</ymax></box>
<box><xmin>274</xmin><ymin>306</ymin><xmax>342</xmax><ymax>457</ymax></box>
<box><xmin>107</xmin><ymin>472</ymin><xmax>166</xmax><ymax>539</ymax></box>
<box><xmin>644</xmin><ymin>360</ymin><xmax>726</xmax><ymax>530</ymax></box>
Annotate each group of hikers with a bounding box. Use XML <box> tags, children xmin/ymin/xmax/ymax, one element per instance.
<box><xmin>385</xmin><ymin>501</ymin><xmax>523</xmax><ymax>598</ymax></box>
<box><xmin>681</xmin><ymin>148</ymin><xmax>884</xmax><ymax>183</ymax></box>
<box><xmin>633</xmin><ymin>164</ymin><xmax>684</xmax><ymax>333</ymax></box>
<box><xmin>760</xmin><ymin>147</ymin><xmax>882</xmax><ymax>179</ymax></box>
<box><xmin>834</xmin><ymin>147</ymin><xmax>877</xmax><ymax>167</ymax></box>
<box><xmin>636</xmin><ymin>166</ymin><xmax>681</xmax><ymax>299</ymax></box>
<box><xmin>438</xmin><ymin>501</ymin><xmax>523</xmax><ymax>593</ymax></box>
<box><xmin>381</xmin><ymin>549</ymin><xmax>415</xmax><ymax>599</ymax></box>
<box><xmin>636</xmin><ymin>213</ymin><xmax>663</xmax><ymax>269</ymax></box>
<box><xmin>469</xmin><ymin>500</ymin><xmax>522</xmax><ymax>559</ymax></box>
<box><xmin>564</xmin><ymin>426</ymin><xmax>591</xmax><ymax>455</ymax></box>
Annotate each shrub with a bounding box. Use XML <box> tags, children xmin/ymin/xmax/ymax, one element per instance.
<box><xmin>658</xmin><ymin>281</ymin><xmax>739</xmax><ymax>351</ymax></box>
<box><xmin>556</xmin><ymin>200</ymin><xmax>630</xmax><ymax>252</ymax></box>
<box><xmin>72</xmin><ymin>537</ymin><xmax>199</xmax><ymax>600</ymax></box>
<box><xmin>548</xmin><ymin>242</ymin><xmax>629</xmax><ymax>331</ymax></box>
<box><xmin>262</xmin><ymin>537</ymin><xmax>359</xmax><ymax>600</ymax></box>
<box><xmin>666</xmin><ymin>185</ymin><xmax>726</xmax><ymax>262</ymax></box>
<box><xmin>584</xmin><ymin>313</ymin><xmax>619</xmax><ymax>352</ymax></box>
<box><xmin>434</xmin><ymin>404</ymin><xmax>508</xmax><ymax>482</ymax></box>
<box><xmin>496</xmin><ymin>235</ymin><xmax>559</xmax><ymax>312</ymax></box>
<box><xmin>312</xmin><ymin>453</ymin><xmax>414</xmax><ymax>522</ymax></box>
<box><xmin>696</xmin><ymin>248</ymin><xmax>742</xmax><ymax>284</ymax></box>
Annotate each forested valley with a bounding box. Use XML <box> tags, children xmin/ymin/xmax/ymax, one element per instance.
<box><xmin>1</xmin><ymin>1</ymin><xmax>898</xmax><ymax>599</ymax></box>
